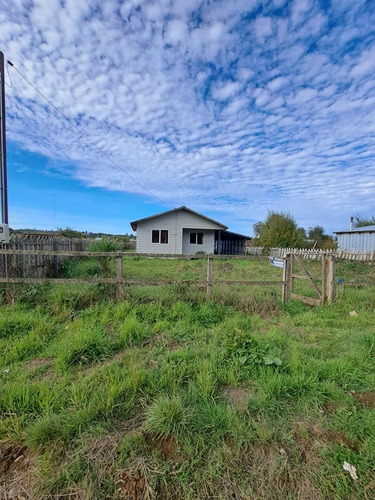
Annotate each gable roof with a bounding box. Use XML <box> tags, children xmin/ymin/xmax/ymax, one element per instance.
<box><xmin>130</xmin><ymin>206</ymin><xmax>228</xmax><ymax>231</ymax></box>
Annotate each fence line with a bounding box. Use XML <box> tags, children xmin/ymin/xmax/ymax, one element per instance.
<box><xmin>1</xmin><ymin>249</ymin><xmax>371</xmax><ymax>306</ymax></box>
<box><xmin>269</xmin><ymin>247</ymin><xmax>375</xmax><ymax>262</ymax></box>
<box><xmin>0</xmin><ymin>250</ymin><xmax>286</xmax><ymax>301</ymax></box>
<box><xmin>0</xmin><ymin>235</ymin><xmax>91</xmax><ymax>279</ymax></box>
<box><xmin>5</xmin><ymin>234</ymin><xmax>90</xmax><ymax>251</ymax></box>
<box><xmin>246</xmin><ymin>246</ymin><xmax>264</xmax><ymax>256</ymax></box>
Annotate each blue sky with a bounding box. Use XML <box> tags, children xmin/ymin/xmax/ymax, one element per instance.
<box><xmin>1</xmin><ymin>0</ymin><xmax>375</xmax><ymax>235</ymax></box>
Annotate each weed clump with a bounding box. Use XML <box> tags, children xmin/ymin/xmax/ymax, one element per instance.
<box><xmin>224</xmin><ymin>328</ymin><xmax>283</xmax><ymax>368</ymax></box>
<box><xmin>55</xmin><ymin>321</ymin><xmax>113</xmax><ymax>370</ymax></box>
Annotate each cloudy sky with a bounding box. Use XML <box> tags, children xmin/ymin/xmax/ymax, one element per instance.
<box><xmin>1</xmin><ymin>0</ymin><xmax>375</xmax><ymax>235</ymax></box>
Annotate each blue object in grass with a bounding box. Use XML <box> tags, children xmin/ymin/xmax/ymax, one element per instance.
<box><xmin>338</xmin><ymin>279</ymin><xmax>343</xmax><ymax>283</ymax></box>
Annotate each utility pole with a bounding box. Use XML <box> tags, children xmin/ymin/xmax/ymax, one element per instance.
<box><xmin>0</xmin><ymin>51</ymin><xmax>9</xmax><ymax>225</ymax></box>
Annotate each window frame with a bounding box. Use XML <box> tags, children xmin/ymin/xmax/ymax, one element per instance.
<box><xmin>190</xmin><ymin>232</ymin><xmax>204</xmax><ymax>245</ymax></box>
<box><xmin>152</xmin><ymin>230</ymin><xmax>160</xmax><ymax>243</ymax></box>
<box><xmin>152</xmin><ymin>229</ymin><xmax>168</xmax><ymax>244</ymax></box>
<box><xmin>160</xmin><ymin>230</ymin><xmax>168</xmax><ymax>244</ymax></box>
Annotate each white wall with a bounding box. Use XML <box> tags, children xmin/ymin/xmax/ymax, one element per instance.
<box><xmin>182</xmin><ymin>229</ymin><xmax>214</xmax><ymax>255</ymax></box>
<box><xmin>136</xmin><ymin>213</ymin><xmax>179</xmax><ymax>254</ymax></box>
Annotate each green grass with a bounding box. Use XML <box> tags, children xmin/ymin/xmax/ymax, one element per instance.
<box><xmin>0</xmin><ymin>257</ymin><xmax>374</xmax><ymax>499</ymax></box>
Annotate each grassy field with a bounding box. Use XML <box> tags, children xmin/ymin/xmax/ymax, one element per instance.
<box><xmin>0</xmin><ymin>257</ymin><xmax>374</xmax><ymax>499</ymax></box>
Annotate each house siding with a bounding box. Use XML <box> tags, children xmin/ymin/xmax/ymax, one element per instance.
<box><xmin>182</xmin><ymin>229</ymin><xmax>215</xmax><ymax>255</ymax></box>
<box><xmin>135</xmin><ymin>210</ymin><xmax>224</xmax><ymax>254</ymax></box>
<box><xmin>337</xmin><ymin>232</ymin><xmax>375</xmax><ymax>252</ymax></box>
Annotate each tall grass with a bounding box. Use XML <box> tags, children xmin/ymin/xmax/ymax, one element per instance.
<box><xmin>0</xmin><ymin>258</ymin><xmax>374</xmax><ymax>499</ymax></box>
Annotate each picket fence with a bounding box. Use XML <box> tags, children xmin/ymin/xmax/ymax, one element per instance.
<box><xmin>246</xmin><ymin>247</ymin><xmax>264</xmax><ymax>256</ymax></box>
<box><xmin>269</xmin><ymin>247</ymin><xmax>375</xmax><ymax>262</ymax></box>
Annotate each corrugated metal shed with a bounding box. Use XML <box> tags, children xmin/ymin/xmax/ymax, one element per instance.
<box><xmin>334</xmin><ymin>225</ymin><xmax>375</xmax><ymax>252</ymax></box>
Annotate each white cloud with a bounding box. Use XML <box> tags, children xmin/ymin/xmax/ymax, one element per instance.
<box><xmin>291</xmin><ymin>0</ymin><xmax>311</xmax><ymax>25</ymax></box>
<box><xmin>351</xmin><ymin>44</ymin><xmax>375</xmax><ymax>77</ymax></box>
<box><xmin>253</xmin><ymin>16</ymin><xmax>273</xmax><ymax>42</ymax></box>
<box><xmin>0</xmin><ymin>0</ymin><xmax>374</xmax><ymax>233</ymax></box>
<box><xmin>212</xmin><ymin>81</ymin><xmax>242</xmax><ymax>100</ymax></box>
<box><xmin>164</xmin><ymin>19</ymin><xmax>187</xmax><ymax>44</ymax></box>
<box><xmin>268</xmin><ymin>76</ymin><xmax>288</xmax><ymax>92</ymax></box>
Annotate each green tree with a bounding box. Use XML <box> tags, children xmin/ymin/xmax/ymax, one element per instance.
<box><xmin>354</xmin><ymin>216</ymin><xmax>375</xmax><ymax>228</ymax></box>
<box><xmin>308</xmin><ymin>226</ymin><xmax>325</xmax><ymax>241</ymax></box>
<box><xmin>307</xmin><ymin>225</ymin><xmax>336</xmax><ymax>250</ymax></box>
<box><xmin>253</xmin><ymin>211</ymin><xmax>305</xmax><ymax>249</ymax></box>
<box><xmin>57</xmin><ymin>227</ymin><xmax>84</xmax><ymax>238</ymax></box>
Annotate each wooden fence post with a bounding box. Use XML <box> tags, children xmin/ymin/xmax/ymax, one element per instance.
<box><xmin>321</xmin><ymin>254</ymin><xmax>328</xmax><ymax>305</ymax></box>
<box><xmin>282</xmin><ymin>253</ymin><xmax>291</xmax><ymax>303</ymax></box>
<box><xmin>116</xmin><ymin>254</ymin><xmax>123</xmax><ymax>299</ymax></box>
<box><xmin>206</xmin><ymin>256</ymin><xmax>213</xmax><ymax>300</ymax></box>
<box><xmin>327</xmin><ymin>255</ymin><xmax>336</xmax><ymax>303</ymax></box>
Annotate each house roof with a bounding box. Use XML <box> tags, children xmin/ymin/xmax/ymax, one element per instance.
<box><xmin>220</xmin><ymin>230</ymin><xmax>251</xmax><ymax>240</ymax></box>
<box><xmin>334</xmin><ymin>225</ymin><xmax>375</xmax><ymax>234</ymax></box>
<box><xmin>130</xmin><ymin>206</ymin><xmax>228</xmax><ymax>232</ymax></box>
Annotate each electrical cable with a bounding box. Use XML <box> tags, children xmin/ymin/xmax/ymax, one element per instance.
<box><xmin>5</xmin><ymin>61</ymin><xmax>12</xmax><ymax>88</ymax></box>
<box><xmin>7</xmin><ymin>59</ymin><xmax>167</xmax><ymax>205</ymax></box>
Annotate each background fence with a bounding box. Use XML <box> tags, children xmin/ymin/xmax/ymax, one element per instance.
<box><xmin>0</xmin><ymin>234</ymin><xmax>136</xmax><ymax>278</ymax></box>
<box><xmin>0</xmin><ymin>234</ymin><xmax>91</xmax><ymax>278</ymax></box>
<box><xmin>269</xmin><ymin>247</ymin><xmax>375</xmax><ymax>262</ymax></box>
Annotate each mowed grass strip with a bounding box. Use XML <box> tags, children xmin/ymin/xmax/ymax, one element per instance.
<box><xmin>0</xmin><ymin>257</ymin><xmax>374</xmax><ymax>499</ymax></box>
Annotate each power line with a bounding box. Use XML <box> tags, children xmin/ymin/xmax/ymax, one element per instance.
<box><xmin>7</xmin><ymin>59</ymin><xmax>167</xmax><ymax>205</ymax></box>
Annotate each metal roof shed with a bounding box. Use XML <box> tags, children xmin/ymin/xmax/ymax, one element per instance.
<box><xmin>334</xmin><ymin>225</ymin><xmax>375</xmax><ymax>252</ymax></box>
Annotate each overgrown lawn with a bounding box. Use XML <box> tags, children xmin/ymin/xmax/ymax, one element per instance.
<box><xmin>0</xmin><ymin>257</ymin><xmax>374</xmax><ymax>499</ymax></box>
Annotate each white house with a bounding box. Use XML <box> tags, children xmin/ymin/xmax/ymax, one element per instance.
<box><xmin>130</xmin><ymin>206</ymin><xmax>249</xmax><ymax>255</ymax></box>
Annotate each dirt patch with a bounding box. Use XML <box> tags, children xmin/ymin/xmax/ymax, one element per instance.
<box><xmin>176</xmin><ymin>263</ymin><xmax>185</xmax><ymax>272</ymax></box>
<box><xmin>222</xmin><ymin>385</ymin><xmax>253</xmax><ymax>411</ymax></box>
<box><xmin>0</xmin><ymin>443</ymin><xmax>34</xmax><ymax>499</ymax></box>
<box><xmin>26</xmin><ymin>357</ymin><xmax>53</xmax><ymax>371</ymax></box>
<box><xmin>324</xmin><ymin>430</ymin><xmax>358</xmax><ymax>451</ymax></box>
<box><xmin>76</xmin><ymin>349</ymin><xmax>128</xmax><ymax>377</ymax></box>
<box><xmin>351</xmin><ymin>391</ymin><xmax>375</xmax><ymax>408</ymax></box>
<box><xmin>321</xmin><ymin>401</ymin><xmax>339</xmax><ymax>415</ymax></box>
<box><xmin>144</xmin><ymin>433</ymin><xmax>178</xmax><ymax>460</ymax></box>
<box><xmin>141</xmin><ymin>335</ymin><xmax>180</xmax><ymax>352</ymax></box>
<box><xmin>0</xmin><ymin>444</ymin><xmax>27</xmax><ymax>477</ymax></box>
<box><xmin>82</xmin><ymin>415</ymin><xmax>143</xmax><ymax>466</ymax></box>
<box><xmin>116</xmin><ymin>462</ymin><xmax>154</xmax><ymax>500</ymax></box>
<box><xmin>293</xmin><ymin>422</ymin><xmax>358</xmax><ymax>459</ymax></box>
<box><xmin>240</xmin><ymin>443</ymin><xmax>322</xmax><ymax>499</ymax></box>
<box><xmin>26</xmin><ymin>358</ymin><xmax>54</xmax><ymax>380</ymax></box>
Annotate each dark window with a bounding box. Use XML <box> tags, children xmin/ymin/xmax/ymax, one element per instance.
<box><xmin>161</xmin><ymin>230</ymin><xmax>168</xmax><ymax>244</ymax></box>
<box><xmin>197</xmin><ymin>232</ymin><xmax>204</xmax><ymax>245</ymax></box>
<box><xmin>190</xmin><ymin>232</ymin><xmax>196</xmax><ymax>244</ymax></box>
<box><xmin>152</xmin><ymin>230</ymin><xmax>159</xmax><ymax>243</ymax></box>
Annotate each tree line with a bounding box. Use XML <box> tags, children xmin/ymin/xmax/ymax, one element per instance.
<box><xmin>251</xmin><ymin>212</ymin><xmax>375</xmax><ymax>250</ymax></box>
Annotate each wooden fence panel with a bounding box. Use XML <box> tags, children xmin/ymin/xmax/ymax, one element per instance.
<box><xmin>0</xmin><ymin>235</ymin><xmax>92</xmax><ymax>278</ymax></box>
<box><xmin>270</xmin><ymin>247</ymin><xmax>374</xmax><ymax>262</ymax></box>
